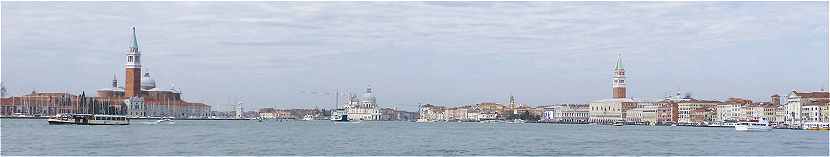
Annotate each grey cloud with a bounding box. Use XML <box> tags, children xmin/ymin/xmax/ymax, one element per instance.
<box><xmin>2</xmin><ymin>2</ymin><xmax>827</xmax><ymax>111</ymax></box>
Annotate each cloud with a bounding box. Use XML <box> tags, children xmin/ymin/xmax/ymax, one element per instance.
<box><xmin>2</xmin><ymin>2</ymin><xmax>827</xmax><ymax>111</ymax></box>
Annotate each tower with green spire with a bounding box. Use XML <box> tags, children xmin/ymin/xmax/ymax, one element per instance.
<box><xmin>125</xmin><ymin>27</ymin><xmax>142</xmax><ymax>97</ymax></box>
<box><xmin>612</xmin><ymin>53</ymin><xmax>626</xmax><ymax>98</ymax></box>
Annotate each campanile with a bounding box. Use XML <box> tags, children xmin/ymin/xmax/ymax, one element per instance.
<box><xmin>125</xmin><ymin>27</ymin><xmax>142</xmax><ymax>97</ymax></box>
<box><xmin>612</xmin><ymin>54</ymin><xmax>626</xmax><ymax>98</ymax></box>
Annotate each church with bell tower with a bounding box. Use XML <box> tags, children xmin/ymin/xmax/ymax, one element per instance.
<box><xmin>93</xmin><ymin>27</ymin><xmax>210</xmax><ymax>118</ymax></box>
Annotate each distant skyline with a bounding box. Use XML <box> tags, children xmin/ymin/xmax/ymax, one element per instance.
<box><xmin>2</xmin><ymin>2</ymin><xmax>828</xmax><ymax>111</ymax></box>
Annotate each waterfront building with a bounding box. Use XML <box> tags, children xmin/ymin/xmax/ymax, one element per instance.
<box><xmin>799</xmin><ymin>99</ymin><xmax>829</xmax><ymax>129</ymax></box>
<box><xmin>625</xmin><ymin>102</ymin><xmax>657</xmax><ymax>124</ymax></box>
<box><xmin>418</xmin><ymin>104</ymin><xmax>447</xmax><ymax>121</ymax></box>
<box><xmin>676</xmin><ymin>99</ymin><xmax>721</xmax><ymax>124</ymax></box>
<box><xmin>716</xmin><ymin>103</ymin><xmax>741</xmax><ymax>123</ymax></box>
<box><xmin>379</xmin><ymin>107</ymin><xmax>418</xmax><ymax>121</ymax></box>
<box><xmin>344</xmin><ymin>86</ymin><xmax>381</xmax><ymax>120</ymax></box>
<box><xmin>478</xmin><ymin>111</ymin><xmax>498</xmax><ymax>120</ymax></box>
<box><xmin>235</xmin><ymin>102</ymin><xmax>243</xmax><ymax>119</ymax></box>
<box><xmin>446</xmin><ymin>105</ymin><xmax>477</xmax><ymax>121</ymax></box>
<box><xmin>257</xmin><ymin>108</ymin><xmax>294</xmax><ymax>119</ymax></box>
<box><xmin>656</xmin><ymin>100</ymin><xmax>679</xmax><ymax>125</ymax></box>
<box><xmin>714</xmin><ymin>97</ymin><xmax>781</xmax><ymax>125</ymax></box>
<box><xmin>689</xmin><ymin>107</ymin><xmax>718</xmax><ymax>125</ymax></box>
<box><xmin>589</xmin><ymin>98</ymin><xmax>637</xmax><ymax>124</ymax></box>
<box><xmin>466</xmin><ymin>109</ymin><xmax>481</xmax><ymax>121</ymax></box>
<box><xmin>542</xmin><ymin>104</ymin><xmax>589</xmax><ymax>123</ymax></box>
<box><xmin>773</xmin><ymin>106</ymin><xmax>787</xmax><ymax>125</ymax></box>
<box><xmin>784</xmin><ymin>90</ymin><xmax>830</xmax><ymax>128</ymax></box>
<box><xmin>418</xmin><ymin>103</ymin><xmax>512</xmax><ymax>122</ymax></box>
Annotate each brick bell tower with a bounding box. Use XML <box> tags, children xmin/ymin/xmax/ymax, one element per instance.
<box><xmin>612</xmin><ymin>53</ymin><xmax>626</xmax><ymax>98</ymax></box>
<box><xmin>125</xmin><ymin>27</ymin><xmax>142</xmax><ymax>97</ymax></box>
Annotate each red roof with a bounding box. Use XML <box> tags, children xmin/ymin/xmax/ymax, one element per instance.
<box><xmin>793</xmin><ymin>91</ymin><xmax>830</xmax><ymax>99</ymax></box>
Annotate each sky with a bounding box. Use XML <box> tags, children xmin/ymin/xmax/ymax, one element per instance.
<box><xmin>2</xmin><ymin>2</ymin><xmax>828</xmax><ymax>111</ymax></box>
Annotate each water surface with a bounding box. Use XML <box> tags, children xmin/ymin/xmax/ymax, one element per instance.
<box><xmin>2</xmin><ymin>119</ymin><xmax>827</xmax><ymax>156</ymax></box>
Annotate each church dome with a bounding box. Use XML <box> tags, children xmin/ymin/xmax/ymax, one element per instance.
<box><xmin>141</xmin><ymin>72</ymin><xmax>156</xmax><ymax>90</ymax></box>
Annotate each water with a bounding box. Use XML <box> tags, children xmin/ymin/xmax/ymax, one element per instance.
<box><xmin>2</xmin><ymin>119</ymin><xmax>828</xmax><ymax>156</ymax></box>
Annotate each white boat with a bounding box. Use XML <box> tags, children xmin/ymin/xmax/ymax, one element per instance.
<box><xmin>415</xmin><ymin>119</ymin><xmax>432</xmax><ymax>123</ymax></box>
<box><xmin>48</xmin><ymin>114</ymin><xmax>129</xmax><ymax>125</ymax></box>
<box><xmin>480</xmin><ymin>119</ymin><xmax>504</xmax><ymax>123</ymax></box>
<box><xmin>302</xmin><ymin>114</ymin><xmax>314</xmax><ymax>121</ymax></box>
<box><xmin>612</xmin><ymin>120</ymin><xmax>625</xmax><ymax>126</ymax></box>
<box><xmin>735</xmin><ymin>118</ymin><xmax>772</xmax><ymax>131</ymax></box>
<box><xmin>507</xmin><ymin>119</ymin><xmax>526</xmax><ymax>124</ymax></box>
<box><xmin>330</xmin><ymin>109</ymin><xmax>350</xmax><ymax>122</ymax></box>
<box><xmin>155</xmin><ymin>118</ymin><xmax>175</xmax><ymax>124</ymax></box>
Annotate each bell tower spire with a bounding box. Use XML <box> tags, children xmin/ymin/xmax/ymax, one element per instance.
<box><xmin>125</xmin><ymin>26</ymin><xmax>142</xmax><ymax>97</ymax></box>
<box><xmin>612</xmin><ymin>53</ymin><xmax>626</xmax><ymax>98</ymax></box>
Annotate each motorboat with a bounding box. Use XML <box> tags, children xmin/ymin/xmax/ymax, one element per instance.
<box><xmin>735</xmin><ymin>118</ymin><xmax>772</xmax><ymax>131</ymax></box>
<box><xmin>612</xmin><ymin>120</ymin><xmax>625</xmax><ymax>126</ymax></box>
<box><xmin>155</xmin><ymin>118</ymin><xmax>175</xmax><ymax>124</ymax></box>
<box><xmin>330</xmin><ymin>109</ymin><xmax>350</xmax><ymax>122</ymax></box>
<box><xmin>302</xmin><ymin>114</ymin><xmax>314</xmax><ymax>121</ymax></box>
<box><xmin>507</xmin><ymin>119</ymin><xmax>526</xmax><ymax>124</ymax></box>
<box><xmin>415</xmin><ymin>118</ymin><xmax>432</xmax><ymax>123</ymax></box>
<box><xmin>480</xmin><ymin>119</ymin><xmax>505</xmax><ymax>123</ymax></box>
<box><xmin>48</xmin><ymin>114</ymin><xmax>129</xmax><ymax>125</ymax></box>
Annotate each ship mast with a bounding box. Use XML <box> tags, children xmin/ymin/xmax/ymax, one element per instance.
<box><xmin>335</xmin><ymin>89</ymin><xmax>340</xmax><ymax>110</ymax></box>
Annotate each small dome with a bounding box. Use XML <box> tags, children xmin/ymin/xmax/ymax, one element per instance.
<box><xmin>141</xmin><ymin>72</ymin><xmax>156</xmax><ymax>90</ymax></box>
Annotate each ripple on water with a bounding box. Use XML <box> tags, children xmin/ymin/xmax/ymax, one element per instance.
<box><xmin>2</xmin><ymin>119</ymin><xmax>829</xmax><ymax>156</ymax></box>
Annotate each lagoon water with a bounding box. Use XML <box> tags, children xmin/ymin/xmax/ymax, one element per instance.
<box><xmin>2</xmin><ymin>119</ymin><xmax>828</xmax><ymax>156</ymax></box>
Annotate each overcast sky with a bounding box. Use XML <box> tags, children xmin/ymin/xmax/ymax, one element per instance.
<box><xmin>2</xmin><ymin>2</ymin><xmax>827</xmax><ymax>111</ymax></box>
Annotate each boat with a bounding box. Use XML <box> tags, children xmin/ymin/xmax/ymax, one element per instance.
<box><xmin>612</xmin><ymin>120</ymin><xmax>625</xmax><ymax>126</ymax></box>
<box><xmin>735</xmin><ymin>118</ymin><xmax>772</xmax><ymax>131</ymax></box>
<box><xmin>155</xmin><ymin>118</ymin><xmax>175</xmax><ymax>124</ymax></box>
<box><xmin>330</xmin><ymin>109</ymin><xmax>350</xmax><ymax>122</ymax></box>
<box><xmin>302</xmin><ymin>114</ymin><xmax>314</xmax><ymax>121</ymax></box>
<box><xmin>48</xmin><ymin>114</ymin><xmax>129</xmax><ymax>125</ymax></box>
<box><xmin>480</xmin><ymin>119</ymin><xmax>505</xmax><ymax>123</ymax></box>
<box><xmin>507</xmin><ymin>119</ymin><xmax>526</xmax><ymax>124</ymax></box>
<box><xmin>415</xmin><ymin>118</ymin><xmax>432</xmax><ymax>123</ymax></box>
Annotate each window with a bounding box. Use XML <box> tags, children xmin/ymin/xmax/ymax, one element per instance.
<box><xmin>128</xmin><ymin>56</ymin><xmax>133</xmax><ymax>62</ymax></box>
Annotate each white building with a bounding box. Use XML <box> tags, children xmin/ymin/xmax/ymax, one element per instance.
<box><xmin>589</xmin><ymin>98</ymin><xmax>637</xmax><ymax>124</ymax></box>
<box><xmin>344</xmin><ymin>86</ymin><xmax>381</xmax><ymax>120</ymax></box>
<box><xmin>543</xmin><ymin>104</ymin><xmax>590</xmax><ymax>123</ymax></box>
<box><xmin>418</xmin><ymin>104</ymin><xmax>447</xmax><ymax>122</ymax></box>
<box><xmin>716</xmin><ymin>103</ymin><xmax>742</xmax><ymax>123</ymax></box>
<box><xmin>235</xmin><ymin>102</ymin><xmax>243</xmax><ymax>119</ymax></box>
<box><xmin>625</xmin><ymin>102</ymin><xmax>657</xmax><ymax>124</ymax></box>
<box><xmin>784</xmin><ymin>90</ymin><xmax>830</xmax><ymax>128</ymax></box>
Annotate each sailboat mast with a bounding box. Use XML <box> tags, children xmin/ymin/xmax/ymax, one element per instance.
<box><xmin>335</xmin><ymin>89</ymin><xmax>339</xmax><ymax>109</ymax></box>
